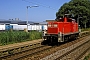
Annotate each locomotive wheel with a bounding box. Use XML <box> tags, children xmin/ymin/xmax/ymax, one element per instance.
<box><xmin>41</xmin><ymin>39</ymin><xmax>49</xmax><ymax>45</ymax></box>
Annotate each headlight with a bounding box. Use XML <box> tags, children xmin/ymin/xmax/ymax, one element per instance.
<box><xmin>53</xmin><ymin>24</ymin><xmax>57</xmax><ymax>27</ymax></box>
<box><xmin>48</xmin><ymin>24</ymin><xmax>51</xmax><ymax>27</ymax></box>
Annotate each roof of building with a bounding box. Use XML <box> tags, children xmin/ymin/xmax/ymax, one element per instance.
<box><xmin>0</xmin><ymin>20</ymin><xmax>35</xmax><ymax>25</ymax></box>
<box><xmin>39</xmin><ymin>22</ymin><xmax>47</xmax><ymax>25</ymax></box>
<box><xmin>0</xmin><ymin>19</ymin><xmax>47</xmax><ymax>25</ymax></box>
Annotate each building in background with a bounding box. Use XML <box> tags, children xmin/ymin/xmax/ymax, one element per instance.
<box><xmin>0</xmin><ymin>19</ymin><xmax>47</xmax><ymax>31</ymax></box>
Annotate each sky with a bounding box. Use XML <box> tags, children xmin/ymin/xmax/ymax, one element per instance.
<box><xmin>0</xmin><ymin>0</ymin><xmax>70</xmax><ymax>22</ymax></box>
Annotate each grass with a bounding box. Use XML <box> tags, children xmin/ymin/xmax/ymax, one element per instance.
<box><xmin>84</xmin><ymin>54</ymin><xmax>90</xmax><ymax>60</ymax></box>
<box><xmin>81</xmin><ymin>28</ymin><xmax>90</xmax><ymax>31</ymax></box>
<box><xmin>0</xmin><ymin>30</ymin><xmax>42</xmax><ymax>46</ymax></box>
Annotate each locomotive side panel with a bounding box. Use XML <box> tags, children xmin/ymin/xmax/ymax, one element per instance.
<box><xmin>47</xmin><ymin>28</ymin><xmax>58</xmax><ymax>34</ymax></box>
<box><xmin>58</xmin><ymin>22</ymin><xmax>63</xmax><ymax>34</ymax></box>
<box><xmin>63</xmin><ymin>22</ymin><xmax>71</xmax><ymax>34</ymax></box>
<box><xmin>71</xmin><ymin>21</ymin><xmax>78</xmax><ymax>33</ymax></box>
<box><xmin>47</xmin><ymin>22</ymin><xmax>58</xmax><ymax>34</ymax></box>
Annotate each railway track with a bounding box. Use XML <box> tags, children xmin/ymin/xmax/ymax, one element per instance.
<box><xmin>16</xmin><ymin>35</ymin><xmax>89</xmax><ymax>60</ymax></box>
<box><xmin>0</xmin><ymin>39</ymin><xmax>43</xmax><ymax>59</ymax></box>
<box><xmin>56</xmin><ymin>38</ymin><xmax>90</xmax><ymax>60</ymax></box>
<box><xmin>40</xmin><ymin>35</ymin><xmax>90</xmax><ymax>60</ymax></box>
<box><xmin>1</xmin><ymin>45</ymin><xmax>53</xmax><ymax>60</ymax></box>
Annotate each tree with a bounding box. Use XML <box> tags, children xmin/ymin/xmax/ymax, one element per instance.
<box><xmin>56</xmin><ymin>0</ymin><xmax>90</xmax><ymax>28</ymax></box>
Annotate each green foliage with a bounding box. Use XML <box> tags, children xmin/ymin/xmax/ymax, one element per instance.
<box><xmin>0</xmin><ymin>31</ymin><xmax>42</xmax><ymax>45</ymax></box>
<box><xmin>84</xmin><ymin>54</ymin><xmax>90</xmax><ymax>60</ymax></box>
<box><xmin>81</xmin><ymin>28</ymin><xmax>90</xmax><ymax>31</ymax></box>
<box><xmin>56</xmin><ymin>0</ymin><xmax>90</xmax><ymax>28</ymax></box>
<box><xmin>29</xmin><ymin>31</ymin><xmax>42</xmax><ymax>40</ymax></box>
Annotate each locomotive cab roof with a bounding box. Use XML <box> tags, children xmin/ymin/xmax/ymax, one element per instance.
<box><xmin>58</xmin><ymin>15</ymin><xmax>76</xmax><ymax>22</ymax></box>
<box><xmin>46</xmin><ymin>14</ymin><xmax>76</xmax><ymax>23</ymax></box>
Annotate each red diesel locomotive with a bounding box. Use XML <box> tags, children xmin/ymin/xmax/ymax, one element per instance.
<box><xmin>42</xmin><ymin>14</ymin><xmax>79</xmax><ymax>44</ymax></box>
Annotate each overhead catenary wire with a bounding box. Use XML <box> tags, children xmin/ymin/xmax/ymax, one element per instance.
<box><xmin>22</xmin><ymin>0</ymin><xmax>57</xmax><ymax>10</ymax></box>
